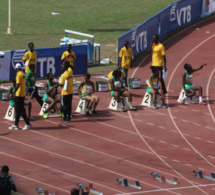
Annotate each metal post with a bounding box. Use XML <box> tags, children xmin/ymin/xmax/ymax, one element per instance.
<box><xmin>7</xmin><ymin>0</ymin><xmax>14</xmax><ymax>35</ymax></box>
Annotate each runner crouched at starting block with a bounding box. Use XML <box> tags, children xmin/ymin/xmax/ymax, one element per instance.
<box><xmin>78</xmin><ymin>74</ymin><xmax>100</xmax><ymax>116</ymax></box>
<box><xmin>7</xmin><ymin>78</ymin><xmax>34</xmax><ymax>120</ymax></box>
<box><xmin>147</xmin><ymin>66</ymin><xmax>168</xmax><ymax>109</ymax></box>
<box><xmin>109</xmin><ymin>69</ymin><xmax>136</xmax><ymax>112</ymax></box>
<box><xmin>42</xmin><ymin>73</ymin><xmax>61</xmax><ymax>119</ymax></box>
<box><xmin>108</xmin><ymin>68</ymin><xmax>128</xmax><ymax>87</ymax></box>
<box><xmin>180</xmin><ymin>63</ymin><xmax>207</xmax><ymax>105</ymax></box>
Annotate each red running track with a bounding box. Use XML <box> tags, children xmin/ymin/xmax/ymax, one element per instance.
<box><xmin>0</xmin><ymin>15</ymin><xmax>215</xmax><ymax>195</ymax></box>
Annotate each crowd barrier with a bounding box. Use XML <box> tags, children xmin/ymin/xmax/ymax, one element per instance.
<box><xmin>0</xmin><ymin>45</ymin><xmax>88</xmax><ymax>81</ymax></box>
<box><xmin>118</xmin><ymin>0</ymin><xmax>215</xmax><ymax>61</ymax></box>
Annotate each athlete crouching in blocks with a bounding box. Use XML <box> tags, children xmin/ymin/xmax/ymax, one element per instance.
<box><xmin>147</xmin><ymin>66</ymin><xmax>168</xmax><ymax>109</ymax></box>
<box><xmin>180</xmin><ymin>63</ymin><xmax>207</xmax><ymax>105</ymax></box>
<box><xmin>78</xmin><ymin>74</ymin><xmax>100</xmax><ymax>116</ymax></box>
<box><xmin>42</xmin><ymin>73</ymin><xmax>61</xmax><ymax>119</ymax></box>
<box><xmin>109</xmin><ymin>69</ymin><xmax>136</xmax><ymax>112</ymax></box>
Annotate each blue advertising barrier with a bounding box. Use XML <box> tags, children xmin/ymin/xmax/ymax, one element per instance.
<box><xmin>118</xmin><ymin>0</ymin><xmax>202</xmax><ymax>62</ymax></box>
<box><xmin>9</xmin><ymin>45</ymin><xmax>87</xmax><ymax>80</ymax></box>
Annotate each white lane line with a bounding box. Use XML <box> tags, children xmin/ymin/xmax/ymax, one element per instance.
<box><xmin>185</xmin><ymin>164</ymin><xmax>192</xmax><ymax>167</ymax></box>
<box><xmin>205</xmin><ymin>126</ymin><xmax>214</xmax><ymax>130</ymax></box>
<box><xmin>183</xmin><ymin>133</ymin><xmax>190</xmax><ymax>137</ymax></box>
<box><xmin>178</xmin><ymin>106</ymin><xmax>187</xmax><ymax>109</ymax></box>
<box><xmin>193</xmin><ymin>123</ymin><xmax>200</xmax><ymax>126</ymax></box>
<box><xmin>171</xmin><ymin>130</ymin><xmax>178</xmax><ymax>133</ymax></box>
<box><xmin>207</xmin><ymin>140</ymin><xmax>214</xmax><ymax>144</ymax></box>
<box><xmin>160</xmin><ymin>141</ymin><xmax>167</xmax><ymax>144</ymax></box>
<box><xmin>209</xmin><ymin>156</ymin><xmax>215</xmax><ymax>159</ymax></box>
<box><xmin>172</xmin><ymin>144</ymin><xmax>179</xmax><ymax>148</ymax></box>
<box><xmin>198</xmin><ymin>167</ymin><xmax>205</xmax><ymax>171</ymax></box>
<box><xmin>204</xmin><ymin>113</ymin><xmax>210</xmax><ymax>116</ymax></box>
<box><xmin>181</xmin><ymin>119</ymin><xmax>189</xmax><ymax>123</ymax></box>
<box><xmin>192</xmin><ymin>109</ymin><xmax>199</xmax><ymax>112</ymax></box>
<box><xmin>195</xmin><ymin>137</ymin><xmax>202</xmax><ymax>140</ymax></box>
<box><xmin>159</xmin><ymin>155</ymin><xmax>167</xmax><ymax>159</ymax></box>
<box><xmin>146</xmin><ymin>122</ymin><xmax>155</xmax><ymax>126</ymax></box>
<box><xmin>173</xmin><ymin>159</ymin><xmax>180</xmax><ymax>163</ymax></box>
<box><xmin>143</xmin><ymin>135</ymin><xmax>155</xmax><ymax>140</ymax></box>
<box><xmin>159</xmin><ymin>126</ymin><xmax>166</xmax><ymax>129</ymax></box>
<box><xmin>115</xmin><ymin>183</ymin><xmax>215</xmax><ymax>195</ymax></box>
<box><xmin>183</xmin><ymin>148</ymin><xmax>191</xmax><ymax>151</ymax></box>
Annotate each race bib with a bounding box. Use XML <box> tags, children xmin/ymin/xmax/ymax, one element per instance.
<box><xmin>84</xmin><ymin>86</ymin><xmax>92</xmax><ymax>92</ymax></box>
<box><xmin>186</xmin><ymin>74</ymin><xmax>193</xmax><ymax>81</ymax></box>
<box><xmin>114</xmin><ymin>81</ymin><xmax>122</xmax><ymax>88</ymax></box>
<box><xmin>153</xmin><ymin>82</ymin><xmax>159</xmax><ymax>89</ymax></box>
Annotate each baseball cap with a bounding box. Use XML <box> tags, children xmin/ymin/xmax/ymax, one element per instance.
<box><xmin>15</xmin><ymin>63</ymin><xmax>21</xmax><ymax>69</ymax></box>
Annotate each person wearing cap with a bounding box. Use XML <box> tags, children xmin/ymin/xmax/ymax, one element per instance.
<box><xmin>148</xmin><ymin>34</ymin><xmax>167</xmax><ymax>94</ymax></box>
<box><xmin>59</xmin><ymin>62</ymin><xmax>73</xmax><ymax>122</ymax></box>
<box><xmin>22</xmin><ymin>42</ymin><xmax>37</xmax><ymax>74</ymax></box>
<box><xmin>61</xmin><ymin>44</ymin><xmax>76</xmax><ymax>70</ymax></box>
<box><xmin>119</xmin><ymin>40</ymin><xmax>133</xmax><ymax>84</ymax></box>
<box><xmin>9</xmin><ymin>63</ymin><xmax>32</xmax><ymax>130</ymax></box>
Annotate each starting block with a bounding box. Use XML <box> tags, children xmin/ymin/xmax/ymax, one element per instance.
<box><xmin>108</xmin><ymin>96</ymin><xmax>129</xmax><ymax>111</ymax></box>
<box><xmin>4</xmin><ymin>105</ymin><xmax>23</xmax><ymax>121</ymax></box>
<box><xmin>151</xmin><ymin>172</ymin><xmax>178</xmax><ymax>185</ymax></box>
<box><xmin>39</xmin><ymin>102</ymin><xmax>60</xmax><ymax>117</ymax></box>
<box><xmin>177</xmin><ymin>89</ymin><xmax>197</xmax><ymax>104</ymax></box>
<box><xmin>141</xmin><ymin>92</ymin><xmax>162</xmax><ymax>107</ymax></box>
<box><xmin>77</xmin><ymin>183</ymin><xmax>103</xmax><ymax>195</ymax></box>
<box><xmin>75</xmin><ymin>99</ymin><xmax>91</xmax><ymax>114</ymax></box>
<box><xmin>117</xmin><ymin>178</ymin><xmax>142</xmax><ymax>190</ymax></box>
<box><xmin>193</xmin><ymin>170</ymin><xmax>215</xmax><ymax>181</ymax></box>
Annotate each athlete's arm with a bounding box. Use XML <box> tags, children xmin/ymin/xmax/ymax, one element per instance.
<box><xmin>193</xmin><ymin>64</ymin><xmax>206</xmax><ymax>72</ymax></box>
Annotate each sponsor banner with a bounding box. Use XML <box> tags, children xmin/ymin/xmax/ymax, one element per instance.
<box><xmin>0</xmin><ymin>52</ymin><xmax>11</xmax><ymax>80</ymax></box>
<box><xmin>118</xmin><ymin>0</ymin><xmax>202</xmax><ymax>61</ymax></box>
<box><xmin>10</xmin><ymin>45</ymin><xmax>87</xmax><ymax>80</ymax></box>
<box><xmin>201</xmin><ymin>0</ymin><xmax>215</xmax><ymax>16</ymax></box>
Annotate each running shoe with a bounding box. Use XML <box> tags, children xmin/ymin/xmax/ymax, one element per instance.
<box><xmin>199</xmin><ymin>101</ymin><xmax>206</xmax><ymax>106</ymax></box>
<box><xmin>42</xmin><ymin>113</ymin><xmax>48</xmax><ymax>119</ymax></box>
<box><xmin>86</xmin><ymin>111</ymin><xmax>91</xmax><ymax>116</ymax></box>
<box><xmin>22</xmin><ymin>124</ymin><xmax>32</xmax><ymax>130</ymax></box>
<box><xmin>92</xmin><ymin>110</ymin><xmax>98</xmax><ymax>115</ymax></box>
<box><xmin>121</xmin><ymin>108</ymin><xmax>127</xmax><ymax>112</ymax></box>
<box><xmin>60</xmin><ymin>112</ymin><xmax>64</xmax><ymax>117</ymax></box>
<box><xmin>162</xmin><ymin>103</ymin><xmax>168</xmax><ymax>109</ymax></box>
<box><xmin>129</xmin><ymin>107</ymin><xmax>136</xmax><ymax>111</ymax></box>
<box><xmin>152</xmin><ymin>104</ymin><xmax>158</xmax><ymax>109</ymax></box>
<box><xmin>8</xmin><ymin>125</ymin><xmax>19</xmax><ymax>130</ymax></box>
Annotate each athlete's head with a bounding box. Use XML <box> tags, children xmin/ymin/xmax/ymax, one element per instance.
<box><xmin>124</xmin><ymin>40</ymin><xmax>129</xmax><ymax>49</ymax></box>
<box><xmin>113</xmin><ymin>69</ymin><xmax>121</xmax><ymax>80</ymax></box>
<box><xmin>29</xmin><ymin>64</ymin><xmax>35</xmax><ymax>72</ymax></box>
<box><xmin>47</xmin><ymin>72</ymin><xmax>54</xmax><ymax>80</ymax></box>
<box><xmin>2</xmin><ymin>165</ymin><xmax>9</xmax><ymax>174</ymax></box>
<box><xmin>28</xmin><ymin>42</ymin><xmax>34</xmax><ymax>52</ymax></box>
<box><xmin>66</xmin><ymin>44</ymin><xmax>72</xmax><ymax>52</ymax></box>
<box><xmin>184</xmin><ymin>63</ymin><xmax>192</xmax><ymax>72</ymax></box>
<box><xmin>84</xmin><ymin>73</ymin><xmax>91</xmax><ymax>82</ymax></box>
<box><xmin>152</xmin><ymin>34</ymin><xmax>159</xmax><ymax>44</ymax></box>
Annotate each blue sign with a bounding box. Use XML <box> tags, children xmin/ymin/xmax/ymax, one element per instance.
<box><xmin>118</xmin><ymin>0</ymin><xmax>202</xmax><ymax>61</ymax></box>
<box><xmin>10</xmin><ymin>45</ymin><xmax>88</xmax><ymax>80</ymax></box>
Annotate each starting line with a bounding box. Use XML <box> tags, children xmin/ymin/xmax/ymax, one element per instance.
<box><xmin>114</xmin><ymin>183</ymin><xmax>215</xmax><ymax>195</ymax></box>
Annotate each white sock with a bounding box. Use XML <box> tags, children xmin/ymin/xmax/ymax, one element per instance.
<box><xmin>119</xmin><ymin>102</ymin><xmax>123</xmax><ymax>109</ymax></box>
<box><xmin>128</xmin><ymin>102</ymin><xmax>132</xmax><ymax>108</ymax></box>
<box><xmin>199</xmin><ymin>96</ymin><xmax>202</xmax><ymax>103</ymax></box>
<box><xmin>182</xmin><ymin>96</ymin><xmax>187</xmax><ymax>101</ymax></box>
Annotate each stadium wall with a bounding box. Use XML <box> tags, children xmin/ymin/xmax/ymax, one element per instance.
<box><xmin>0</xmin><ymin>45</ymin><xmax>88</xmax><ymax>81</ymax></box>
<box><xmin>118</xmin><ymin>0</ymin><xmax>215</xmax><ymax>61</ymax></box>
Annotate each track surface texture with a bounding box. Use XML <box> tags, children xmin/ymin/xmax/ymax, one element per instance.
<box><xmin>0</xmin><ymin>15</ymin><xmax>215</xmax><ymax>195</ymax></box>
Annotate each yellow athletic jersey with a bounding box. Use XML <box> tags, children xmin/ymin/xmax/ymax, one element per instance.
<box><xmin>68</xmin><ymin>66</ymin><xmax>74</xmax><ymax>75</ymax></box>
<box><xmin>108</xmin><ymin>70</ymin><xmax>126</xmax><ymax>80</ymax></box>
<box><xmin>151</xmin><ymin>42</ymin><xmax>165</xmax><ymax>67</ymax></box>
<box><xmin>61</xmin><ymin>51</ymin><xmax>76</xmax><ymax>66</ymax></box>
<box><xmin>22</xmin><ymin>50</ymin><xmax>37</xmax><ymax>73</ymax></box>
<box><xmin>15</xmin><ymin>71</ymin><xmax>26</xmax><ymax>97</ymax></box>
<box><xmin>148</xmin><ymin>74</ymin><xmax>159</xmax><ymax>89</ymax></box>
<box><xmin>60</xmin><ymin>70</ymin><xmax>73</xmax><ymax>95</ymax></box>
<box><xmin>119</xmin><ymin>46</ymin><xmax>133</xmax><ymax>69</ymax></box>
<box><xmin>81</xmin><ymin>82</ymin><xmax>92</xmax><ymax>93</ymax></box>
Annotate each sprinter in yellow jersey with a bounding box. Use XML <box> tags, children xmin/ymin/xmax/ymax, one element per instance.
<box><xmin>108</xmin><ymin>68</ymin><xmax>128</xmax><ymax>87</ymax></box>
<box><xmin>147</xmin><ymin>67</ymin><xmax>167</xmax><ymax>109</ymax></box>
<box><xmin>180</xmin><ymin>63</ymin><xmax>207</xmax><ymax>105</ymax></box>
<box><xmin>78</xmin><ymin>74</ymin><xmax>100</xmax><ymax>116</ymax></box>
<box><xmin>59</xmin><ymin>62</ymin><xmax>73</xmax><ymax>122</ymax></box>
<box><xmin>109</xmin><ymin>69</ymin><xmax>136</xmax><ymax>112</ymax></box>
<box><xmin>9</xmin><ymin>63</ymin><xmax>32</xmax><ymax>130</ymax></box>
<box><xmin>23</xmin><ymin>42</ymin><xmax>37</xmax><ymax>73</ymax></box>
